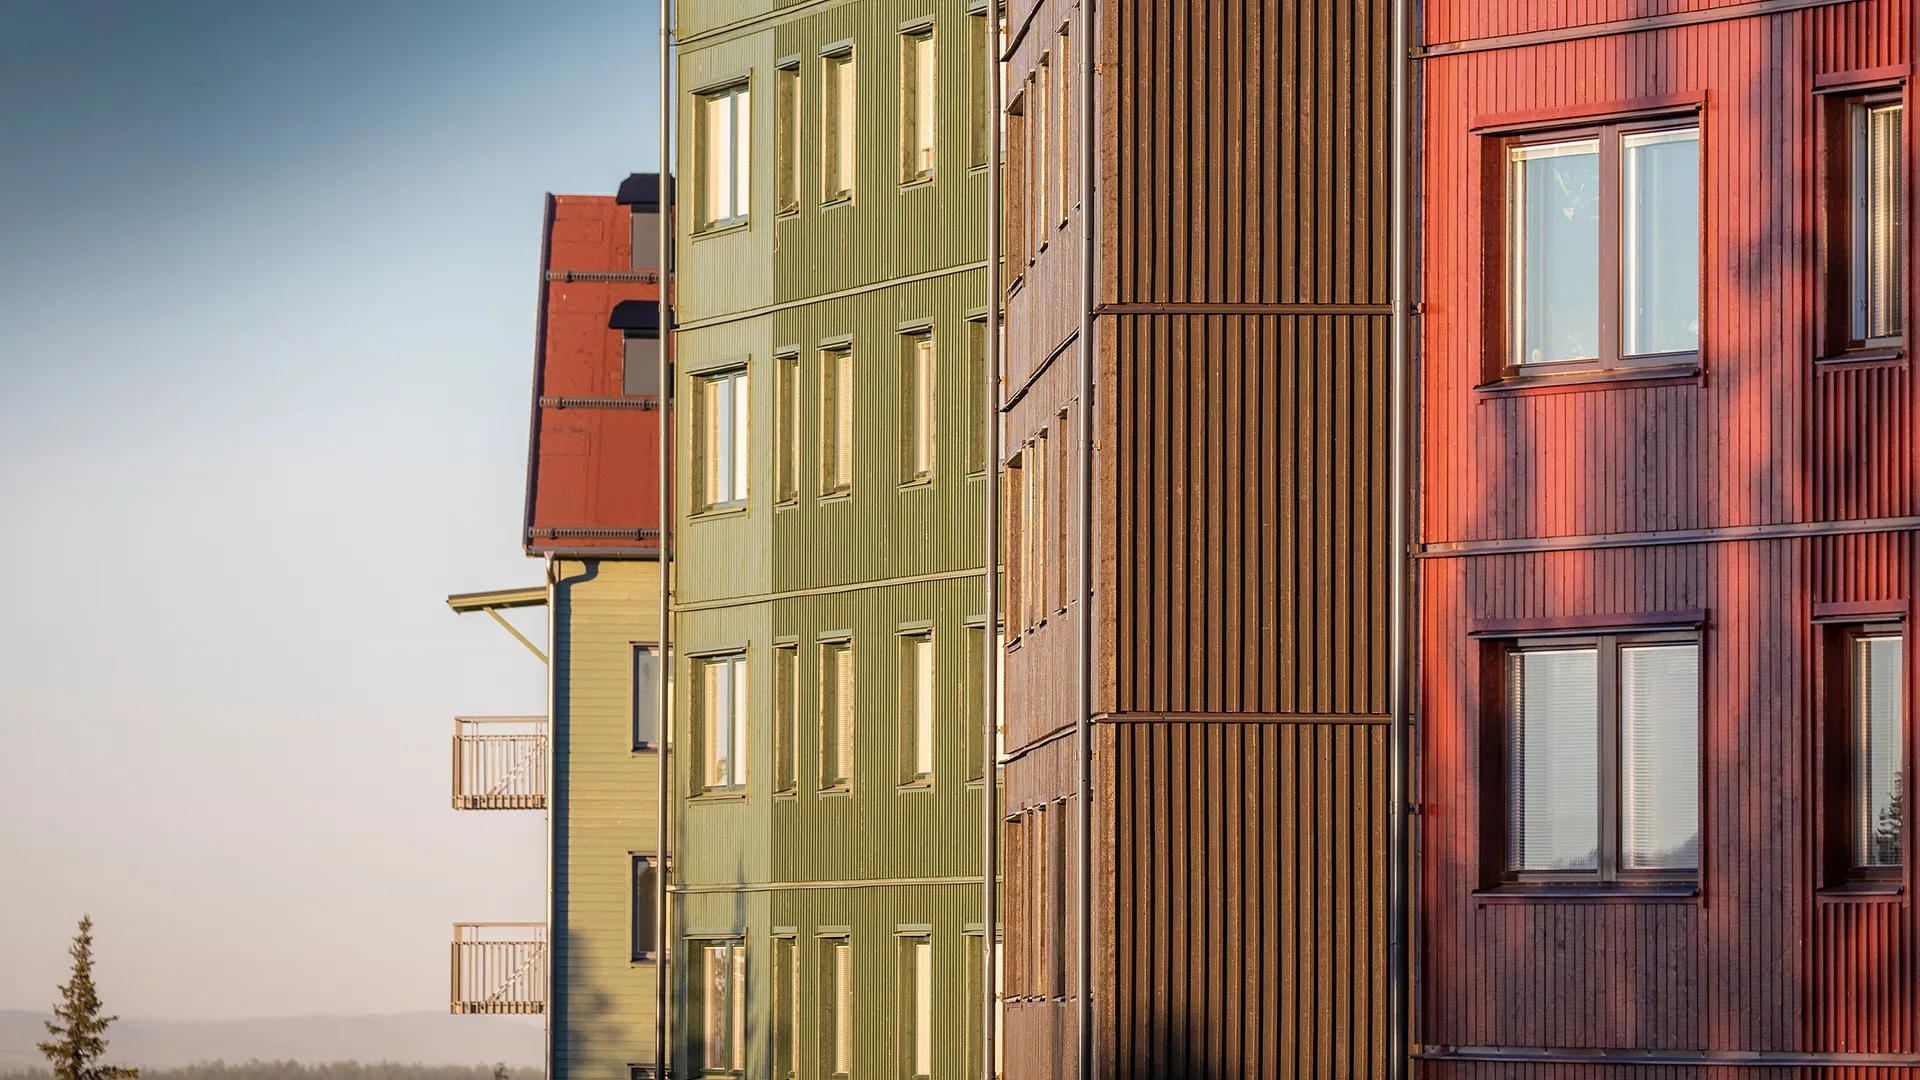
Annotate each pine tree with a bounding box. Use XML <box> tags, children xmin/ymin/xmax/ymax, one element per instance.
<box><xmin>37</xmin><ymin>916</ymin><xmax>138</xmax><ymax>1080</ymax></box>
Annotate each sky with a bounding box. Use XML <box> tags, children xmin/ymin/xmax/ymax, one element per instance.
<box><xmin>0</xmin><ymin>0</ymin><xmax>659</xmax><ymax>1027</ymax></box>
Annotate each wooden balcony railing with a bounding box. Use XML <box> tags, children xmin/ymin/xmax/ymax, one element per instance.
<box><xmin>452</xmin><ymin>717</ymin><xmax>547</xmax><ymax>810</ymax></box>
<box><xmin>451</xmin><ymin>923</ymin><xmax>546</xmax><ymax>1015</ymax></box>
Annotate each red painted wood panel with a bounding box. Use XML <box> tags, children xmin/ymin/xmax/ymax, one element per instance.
<box><xmin>1419</xmin><ymin>0</ymin><xmax>1918</xmax><ymax>1065</ymax></box>
<box><xmin>527</xmin><ymin>194</ymin><xmax>662</xmax><ymax>554</ymax></box>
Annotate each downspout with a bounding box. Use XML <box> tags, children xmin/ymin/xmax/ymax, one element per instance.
<box><xmin>1074</xmin><ymin>0</ymin><xmax>1096</xmax><ymax>1077</ymax></box>
<box><xmin>543</xmin><ymin>554</ymin><xmax>558</xmax><ymax>1080</ymax></box>
<box><xmin>981</xmin><ymin>5</ymin><xmax>1004</xmax><ymax>1080</ymax></box>
<box><xmin>1387</xmin><ymin>0</ymin><xmax>1414</xmax><ymax>1075</ymax></box>
<box><xmin>653</xmin><ymin>3</ymin><xmax>674</xmax><ymax>1077</ymax></box>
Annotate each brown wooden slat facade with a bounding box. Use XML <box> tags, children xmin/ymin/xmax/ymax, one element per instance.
<box><xmin>999</xmin><ymin>0</ymin><xmax>1396</xmax><ymax>1075</ymax></box>
<box><xmin>1419</xmin><ymin>0</ymin><xmax>1920</xmax><ymax>1073</ymax></box>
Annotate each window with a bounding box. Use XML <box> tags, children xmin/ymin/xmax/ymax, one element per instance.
<box><xmin>963</xmin><ymin>934</ymin><xmax>1001</xmax><ymax>1080</ymax></box>
<box><xmin>1503</xmin><ymin>120</ymin><xmax>1700</xmax><ymax>374</ymax></box>
<box><xmin>630</xmin><ymin>855</ymin><xmax>658</xmax><ymax>961</ymax></box>
<box><xmin>1023</xmin><ymin>431</ymin><xmax>1048</xmax><ymax>630</ymax></box>
<box><xmin>897</xmin><ymin>935</ymin><xmax>933</xmax><ymax>1079</ymax></box>
<box><xmin>774</xmin><ymin>936</ymin><xmax>799</xmax><ymax>1079</ymax></box>
<box><xmin>1054</xmin><ymin>409</ymin><xmax>1069</xmax><ymax>613</ymax></box>
<box><xmin>968</xmin><ymin>11</ymin><xmax>989</xmax><ymax>169</ymax></box>
<box><xmin>777</xmin><ymin>352</ymin><xmax>800</xmax><ymax>503</ymax></box>
<box><xmin>1033</xmin><ymin>62</ymin><xmax>1049</xmax><ymax>243</ymax></box>
<box><xmin>967</xmin><ymin>317</ymin><xmax>988</xmax><ymax>474</ymax></box>
<box><xmin>822</xmin><ymin>938</ymin><xmax>854</xmax><ymax>1079</ymax></box>
<box><xmin>822</xmin><ymin>346</ymin><xmax>855</xmax><ymax>496</ymax></box>
<box><xmin>902</xmin><ymin>632</ymin><xmax>935</xmax><ymax>784</ymax></box>
<box><xmin>1005</xmin><ymin>91</ymin><xmax>1029</xmax><ymax>268</ymax></box>
<box><xmin>700</xmin><ymin>941</ymin><xmax>747</xmax><ymax>1075</ymax></box>
<box><xmin>633</xmin><ymin>644</ymin><xmax>664</xmax><ymax>751</ymax></box>
<box><xmin>699</xmin><ymin>368</ymin><xmax>749</xmax><ymax>511</ymax></box>
<box><xmin>698</xmin><ymin>82</ymin><xmax>750</xmax><ymax>229</ymax></box>
<box><xmin>1499</xmin><ymin>633</ymin><xmax>1700</xmax><ymax>883</ymax></box>
<box><xmin>699</xmin><ymin>653</ymin><xmax>749</xmax><ymax>793</ymax></box>
<box><xmin>1822</xmin><ymin>623</ymin><xmax>1906</xmax><ymax>885</ymax></box>
<box><xmin>902</xmin><ymin>27</ymin><xmax>936</xmax><ymax>181</ymax></box>
<box><xmin>823</xmin><ymin>49</ymin><xmax>856</xmax><ymax>202</ymax></box>
<box><xmin>1055</xmin><ymin>27</ymin><xmax>1070</xmax><ymax>224</ymax></box>
<box><xmin>777</xmin><ymin>64</ymin><xmax>801</xmax><ymax>215</ymax></box>
<box><xmin>624</xmin><ymin>335</ymin><xmax>661</xmax><ymax>397</ymax></box>
<box><xmin>775</xmin><ymin>643</ymin><xmax>798</xmax><ymax>794</ymax></box>
<box><xmin>630</xmin><ymin>207</ymin><xmax>661</xmax><ymax>271</ymax></box>
<box><xmin>1852</xmin><ymin>97</ymin><xmax>1905</xmax><ymax>347</ymax></box>
<box><xmin>902</xmin><ymin>332</ymin><xmax>935</xmax><ymax>482</ymax></box>
<box><xmin>822</xmin><ymin>639</ymin><xmax>855</xmax><ymax>789</ymax></box>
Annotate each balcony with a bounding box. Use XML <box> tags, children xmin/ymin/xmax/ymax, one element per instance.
<box><xmin>452</xmin><ymin>716</ymin><xmax>547</xmax><ymax>810</ymax></box>
<box><xmin>451</xmin><ymin>922</ymin><xmax>547</xmax><ymax>1015</ymax></box>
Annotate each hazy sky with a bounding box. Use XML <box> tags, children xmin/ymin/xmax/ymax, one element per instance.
<box><xmin>0</xmin><ymin>0</ymin><xmax>659</xmax><ymax>1030</ymax></box>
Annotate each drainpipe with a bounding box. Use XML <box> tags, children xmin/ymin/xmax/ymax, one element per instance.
<box><xmin>544</xmin><ymin>554</ymin><xmax>557</xmax><ymax>1080</ymax></box>
<box><xmin>1074</xmin><ymin>0</ymin><xmax>1096</xmax><ymax>1076</ymax></box>
<box><xmin>981</xmin><ymin>4</ymin><xmax>1004</xmax><ymax>1080</ymax></box>
<box><xmin>1387</xmin><ymin>0</ymin><xmax>1414</xmax><ymax>1075</ymax></box>
<box><xmin>654</xmin><ymin>2</ymin><xmax>674</xmax><ymax>1076</ymax></box>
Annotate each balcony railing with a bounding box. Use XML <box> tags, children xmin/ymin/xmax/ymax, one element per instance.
<box><xmin>451</xmin><ymin>923</ymin><xmax>546</xmax><ymax>1015</ymax></box>
<box><xmin>452</xmin><ymin>716</ymin><xmax>547</xmax><ymax>810</ymax></box>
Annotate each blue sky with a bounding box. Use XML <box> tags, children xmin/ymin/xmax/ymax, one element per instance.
<box><xmin>0</xmin><ymin>0</ymin><xmax>658</xmax><ymax>1024</ymax></box>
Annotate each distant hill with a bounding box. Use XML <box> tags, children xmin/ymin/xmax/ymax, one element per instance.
<box><xmin>0</xmin><ymin>1012</ymin><xmax>541</xmax><ymax>1070</ymax></box>
<box><xmin>0</xmin><ymin>1065</ymin><xmax>540</xmax><ymax>1080</ymax></box>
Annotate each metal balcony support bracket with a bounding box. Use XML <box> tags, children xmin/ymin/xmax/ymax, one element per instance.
<box><xmin>447</xmin><ymin>586</ymin><xmax>550</xmax><ymax>665</ymax></box>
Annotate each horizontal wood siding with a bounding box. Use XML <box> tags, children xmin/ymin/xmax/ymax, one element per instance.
<box><xmin>553</xmin><ymin>559</ymin><xmax>662</xmax><ymax>1080</ymax></box>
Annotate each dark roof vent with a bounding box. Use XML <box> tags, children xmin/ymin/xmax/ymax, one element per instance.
<box><xmin>616</xmin><ymin>172</ymin><xmax>673</xmax><ymax>211</ymax></box>
<box><xmin>609</xmin><ymin>299</ymin><xmax>671</xmax><ymax>334</ymax></box>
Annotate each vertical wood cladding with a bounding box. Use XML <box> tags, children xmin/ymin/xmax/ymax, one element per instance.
<box><xmin>999</xmin><ymin>0</ymin><xmax>1396</xmax><ymax>1074</ymax></box>
<box><xmin>1420</xmin><ymin>0</ymin><xmax>1919</xmax><ymax>1069</ymax></box>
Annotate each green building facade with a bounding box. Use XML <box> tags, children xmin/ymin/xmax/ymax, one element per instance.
<box><xmin>669</xmin><ymin>0</ymin><xmax>992</xmax><ymax>1074</ymax></box>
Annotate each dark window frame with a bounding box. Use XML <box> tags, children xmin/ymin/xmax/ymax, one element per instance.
<box><xmin>632</xmin><ymin>643</ymin><xmax>665</xmax><ymax>752</ymax></box>
<box><xmin>1819</xmin><ymin>85</ymin><xmax>1909</xmax><ymax>361</ymax></box>
<box><xmin>629</xmin><ymin>853</ymin><xmax>658</xmax><ymax>962</ymax></box>
<box><xmin>1487</xmin><ymin>113</ymin><xmax>1704</xmax><ymax>384</ymax></box>
<box><xmin>1818</xmin><ymin>618</ymin><xmax>1909</xmax><ymax>890</ymax></box>
<box><xmin>1484</xmin><ymin>628</ymin><xmax>1704</xmax><ymax>888</ymax></box>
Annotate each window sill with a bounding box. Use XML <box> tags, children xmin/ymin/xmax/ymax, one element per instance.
<box><xmin>776</xmin><ymin>207</ymin><xmax>799</xmax><ymax>220</ymax></box>
<box><xmin>1475</xmin><ymin>362</ymin><xmax>1701</xmax><ymax>398</ymax></box>
<box><xmin>1816</xmin><ymin>882</ymin><xmax>1904</xmax><ymax>903</ymax></box>
<box><xmin>897</xmin><ymin>780</ymin><xmax>934</xmax><ymax>793</ymax></box>
<box><xmin>774</xmin><ymin>498</ymin><xmax>798</xmax><ymax>512</ymax></box>
<box><xmin>630</xmin><ymin>955</ymin><xmax>658</xmax><ymax>966</ymax></box>
<box><xmin>693</xmin><ymin>219</ymin><xmax>750</xmax><ymax>241</ymax></box>
<box><xmin>689</xmin><ymin>791</ymin><xmax>747</xmax><ymax>803</ymax></box>
<box><xmin>693</xmin><ymin>503</ymin><xmax>748</xmax><ymax>520</ymax></box>
<box><xmin>821</xmin><ymin>196</ymin><xmax>853</xmax><ymax>211</ymax></box>
<box><xmin>818</xmin><ymin>491</ymin><xmax>853</xmax><ymax>504</ymax></box>
<box><xmin>1472</xmin><ymin>883</ymin><xmax>1699</xmax><ymax>904</ymax></box>
<box><xmin>772</xmin><ymin>789</ymin><xmax>798</xmax><ymax>800</ymax></box>
<box><xmin>899</xmin><ymin>175</ymin><xmax>935</xmax><ymax>191</ymax></box>
<box><xmin>1817</xmin><ymin>345</ymin><xmax>1906</xmax><ymax>369</ymax></box>
<box><xmin>969</xmin><ymin>163</ymin><xmax>990</xmax><ymax>177</ymax></box>
<box><xmin>818</xmin><ymin>785</ymin><xmax>852</xmax><ymax>797</ymax></box>
<box><xmin>632</xmin><ymin>743</ymin><xmax>659</xmax><ymax>754</ymax></box>
<box><xmin>899</xmin><ymin>476</ymin><xmax>934</xmax><ymax>490</ymax></box>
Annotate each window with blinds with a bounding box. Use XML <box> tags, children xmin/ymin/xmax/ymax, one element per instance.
<box><xmin>821</xmin><ymin>640</ymin><xmax>855</xmax><ymax>789</ymax></box>
<box><xmin>699</xmin><ymin>369</ymin><xmax>750</xmax><ymax>511</ymax></box>
<box><xmin>1853</xmin><ymin>98</ymin><xmax>1905</xmax><ymax>345</ymax></box>
<box><xmin>776</xmin><ymin>64</ymin><xmax>800</xmax><ymax>216</ymax></box>
<box><xmin>697</xmin><ymin>82</ymin><xmax>750</xmax><ymax>229</ymax></box>
<box><xmin>901</xmin><ymin>632</ymin><xmax>935</xmax><ymax>783</ymax></box>
<box><xmin>901</xmin><ymin>333</ymin><xmax>936</xmax><ymax>482</ymax></box>
<box><xmin>1502</xmin><ymin>632</ymin><xmax>1700</xmax><ymax>884</ymax></box>
<box><xmin>823</xmin><ymin>939</ymin><xmax>853</xmax><ymax>1079</ymax></box>
<box><xmin>1854</xmin><ymin>631</ymin><xmax>1904</xmax><ymax>872</ymax></box>
<box><xmin>901</xmin><ymin>27</ymin><xmax>936</xmax><ymax>181</ymax></box>
<box><xmin>897</xmin><ymin>935</ymin><xmax>934</xmax><ymax>1078</ymax></box>
<box><xmin>700</xmin><ymin>654</ymin><xmax>749</xmax><ymax>793</ymax></box>
<box><xmin>777</xmin><ymin>352</ymin><xmax>800</xmax><ymax>503</ymax></box>
<box><xmin>823</xmin><ymin>49</ymin><xmax>856</xmax><ymax>202</ymax></box>
<box><xmin>774</xmin><ymin>644</ymin><xmax>798</xmax><ymax>794</ymax></box>
<box><xmin>821</xmin><ymin>347</ymin><xmax>855</xmax><ymax>496</ymax></box>
<box><xmin>701</xmin><ymin>941</ymin><xmax>746</xmax><ymax>1075</ymax></box>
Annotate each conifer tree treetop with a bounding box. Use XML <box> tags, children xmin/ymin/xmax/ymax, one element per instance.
<box><xmin>38</xmin><ymin>916</ymin><xmax>139</xmax><ymax>1080</ymax></box>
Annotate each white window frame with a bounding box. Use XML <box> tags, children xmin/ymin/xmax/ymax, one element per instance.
<box><xmin>700</xmin><ymin>367</ymin><xmax>750</xmax><ymax>511</ymax></box>
<box><xmin>701</xmin><ymin>653</ymin><xmax>750</xmax><ymax>793</ymax></box>
<box><xmin>698</xmin><ymin>82</ymin><xmax>751</xmax><ymax>229</ymax></box>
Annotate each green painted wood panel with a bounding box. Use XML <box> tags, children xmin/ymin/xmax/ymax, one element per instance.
<box><xmin>552</xmin><ymin>559</ymin><xmax>663</xmax><ymax>1080</ymax></box>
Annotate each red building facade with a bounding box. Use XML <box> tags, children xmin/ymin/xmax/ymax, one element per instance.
<box><xmin>525</xmin><ymin>175</ymin><xmax>667</xmax><ymax>557</ymax></box>
<box><xmin>1417</xmin><ymin>0</ymin><xmax>1919</xmax><ymax>1072</ymax></box>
